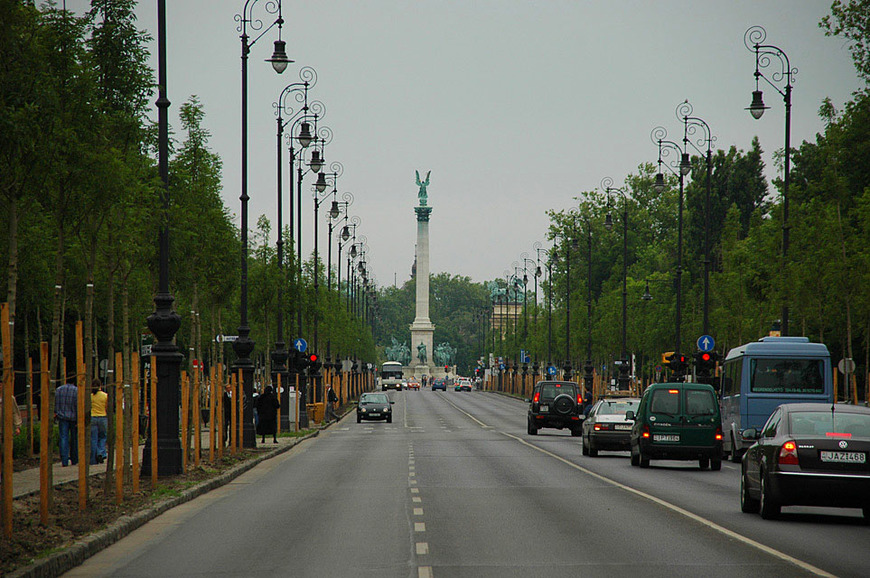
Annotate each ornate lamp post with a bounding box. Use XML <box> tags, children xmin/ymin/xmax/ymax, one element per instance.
<box><xmin>745</xmin><ymin>25</ymin><xmax>796</xmax><ymax>336</ymax></box>
<box><xmin>582</xmin><ymin>223</ymin><xmax>594</xmax><ymax>395</ymax></box>
<box><xmin>602</xmin><ymin>176</ymin><xmax>631</xmax><ymax>391</ymax></box>
<box><xmin>536</xmin><ymin>244</ymin><xmax>553</xmax><ymax>371</ymax></box>
<box><xmin>143</xmin><ymin>0</ymin><xmax>183</xmax><ymax>475</ymax></box>
<box><xmin>652</xmin><ymin>126</ymin><xmax>692</xmax><ymax>381</ymax></box>
<box><xmin>677</xmin><ymin>100</ymin><xmax>716</xmax><ymax>352</ymax></box>
<box><xmin>327</xmin><ymin>192</ymin><xmax>353</xmax><ymax>292</ymax></box>
<box><xmin>561</xmin><ymin>234</ymin><xmax>578</xmax><ymax>380</ymax></box>
<box><xmin>234</xmin><ymin>0</ymin><xmax>291</xmax><ymax>448</ymax></box>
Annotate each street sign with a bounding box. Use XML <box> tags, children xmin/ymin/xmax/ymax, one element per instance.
<box><xmin>838</xmin><ymin>358</ymin><xmax>856</xmax><ymax>374</ymax></box>
<box><xmin>697</xmin><ymin>335</ymin><xmax>715</xmax><ymax>352</ymax></box>
<box><xmin>141</xmin><ymin>344</ymin><xmax>152</xmax><ymax>357</ymax></box>
<box><xmin>293</xmin><ymin>338</ymin><xmax>308</xmax><ymax>353</ymax></box>
<box><xmin>215</xmin><ymin>334</ymin><xmax>239</xmax><ymax>343</ymax></box>
<box><xmin>547</xmin><ymin>365</ymin><xmax>557</xmax><ymax>376</ymax></box>
<box><xmin>499</xmin><ymin>363</ymin><xmax>505</xmax><ymax>370</ymax></box>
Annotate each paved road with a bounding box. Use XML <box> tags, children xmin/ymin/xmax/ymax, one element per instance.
<box><xmin>67</xmin><ymin>389</ymin><xmax>868</xmax><ymax>577</ymax></box>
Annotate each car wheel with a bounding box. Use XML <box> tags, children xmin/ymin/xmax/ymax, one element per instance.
<box><xmin>740</xmin><ymin>469</ymin><xmax>760</xmax><ymax>514</ymax></box>
<box><xmin>581</xmin><ymin>436</ymin><xmax>590</xmax><ymax>456</ymax></box>
<box><xmin>570</xmin><ymin>427</ymin><xmax>581</xmax><ymax>437</ymax></box>
<box><xmin>759</xmin><ymin>470</ymin><xmax>781</xmax><ymax>519</ymax></box>
<box><xmin>588</xmin><ymin>444</ymin><xmax>598</xmax><ymax>458</ymax></box>
<box><xmin>387</xmin><ymin>415</ymin><xmax>392</xmax><ymax>423</ymax></box>
<box><xmin>527</xmin><ymin>418</ymin><xmax>538</xmax><ymax>436</ymax></box>
<box><xmin>552</xmin><ymin>394</ymin><xmax>575</xmax><ymax>416</ymax></box>
<box><xmin>357</xmin><ymin>415</ymin><xmax>361</xmax><ymax>423</ymax></box>
<box><xmin>863</xmin><ymin>505</ymin><xmax>870</xmax><ymax>524</ymax></box>
<box><xmin>699</xmin><ymin>457</ymin><xmax>710</xmax><ymax>470</ymax></box>
<box><xmin>639</xmin><ymin>446</ymin><xmax>650</xmax><ymax>468</ymax></box>
<box><xmin>630</xmin><ymin>445</ymin><xmax>640</xmax><ymax>466</ymax></box>
<box><xmin>710</xmin><ymin>457</ymin><xmax>722</xmax><ymax>471</ymax></box>
<box><xmin>730</xmin><ymin>433</ymin><xmax>741</xmax><ymax>463</ymax></box>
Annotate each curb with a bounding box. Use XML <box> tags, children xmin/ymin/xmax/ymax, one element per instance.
<box><xmin>10</xmin><ymin>430</ymin><xmax>321</xmax><ymax>578</ymax></box>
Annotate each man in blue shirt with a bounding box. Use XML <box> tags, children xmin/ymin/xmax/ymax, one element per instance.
<box><xmin>55</xmin><ymin>382</ymin><xmax>78</xmax><ymax>466</ymax></box>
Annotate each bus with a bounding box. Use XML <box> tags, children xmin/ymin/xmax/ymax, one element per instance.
<box><xmin>719</xmin><ymin>336</ymin><xmax>833</xmax><ymax>462</ymax></box>
<box><xmin>380</xmin><ymin>361</ymin><xmax>404</xmax><ymax>391</ymax></box>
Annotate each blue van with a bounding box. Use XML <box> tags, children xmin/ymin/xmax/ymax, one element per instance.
<box><xmin>719</xmin><ymin>336</ymin><xmax>833</xmax><ymax>462</ymax></box>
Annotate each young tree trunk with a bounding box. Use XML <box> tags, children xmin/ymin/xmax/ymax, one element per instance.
<box><xmin>47</xmin><ymin>224</ymin><xmax>66</xmax><ymax>509</ymax></box>
<box><xmin>104</xmin><ymin>269</ymin><xmax>115</xmax><ymax>494</ymax></box>
<box><xmin>836</xmin><ymin>202</ymin><xmax>854</xmax><ymax>399</ymax></box>
<box><xmin>6</xmin><ymin>197</ymin><xmax>18</xmax><ymax>362</ymax></box>
<box><xmin>122</xmin><ymin>282</ymin><xmax>132</xmax><ymax>481</ymax></box>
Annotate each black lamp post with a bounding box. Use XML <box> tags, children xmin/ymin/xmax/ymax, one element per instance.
<box><xmin>143</xmin><ymin>0</ymin><xmax>182</xmax><ymax>476</ymax></box>
<box><xmin>328</xmin><ymin>192</ymin><xmax>353</xmax><ymax>292</ymax></box>
<box><xmin>745</xmin><ymin>25</ymin><xmax>796</xmax><ymax>336</ymax></box>
<box><xmin>652</xmin><ymin>126</ymin><xmax>692</xmax><ymax>382</ymax></box>
<box><xmin>676</xmin><ymin>100</ymin><xmax>715</xmax><ymax>354</ymax></box>
<box><xmin>235</xmin><ymin>0</ymin><xmax>291</xmax><ymax>449</ymax></box>
<box><xmin>562</xmin><ymin>234</ymin><xmax>578</xmax><ymax>380</ymax></box>
<box><xmin>602</xmin><ymin>176</ymin><xmax>631</xmax><ymax>391</ymax></box>
<box><xmin>583</xmin><ymin>223</ymin><xmax>594</xmax><ymax>395</ymax></box>
<box><xmin>274</xmin><ymin>67</ymin><xmax>317</xmax><ymax>428</ymax></box>
<box><xmin>537</xmin><ymin>244</ymin><xmax>553</xmax><ymax>371</ymax></box>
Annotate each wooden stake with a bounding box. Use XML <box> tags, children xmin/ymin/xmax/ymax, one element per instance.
<box><xmin>181</xmin><ymin>370</ymin><xmax>188</xmax><ymax>472</ymax></box>
<box><xmin>150</xmin><ymin>357</ymin><xmax>157</xmax><ymax>489</ymax></box>
<box><xmin>76</xmin><ymin>320</ymin><xmax>86</xmax><ymax>511</ymax></box>
<box><xmin>230</xmin><ymin>372</ymin><xmax>237</xmax><ymax>454</ymax></box>
<box><xmin>115</xmin><ymin>352</ymin><xmax>124</xmax><ymax>503</ymax></box>
<box><xmin>295</xmin><ymin>373</ymin><xmax>300</xmax><ymax>432</ymax></box>
<box><xmin>276</xmin><ymin>373</ymin><xmax>282</xmax><ymax>437</ymax></box>
<box><xmin>194</xmin><ymin>363</ymin><xmax>201</xmax><ymax>468</ymax></box>
<box><xmin>27</xmin><ymin>356</ymin><xmax>33</xmax><ymax>457</ymax></box>
<box><xmin>209</xmin><ymin>365</ymin><xmax>215</xmax><ymax>462</ymax></box>
<box><xmin>217</xmin><ymin>364</ymin><xmax>224</xmax><ymax>459</ymax></box>
<box><xmin>2</xmin><ymin>303</ymin><xmax>13</xmax><ymax>537</ymax></box>
<box><xmin>131</xmin><ymin>352</ymin><xmax>140</xmax><ymax>494</ymax></box>
<box><xmin>40</xmin><ymin>342</ymin><xmax>49</xmax><ymax>525</ymax></box>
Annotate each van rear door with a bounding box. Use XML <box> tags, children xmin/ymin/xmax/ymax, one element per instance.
<box><xmin>681</xmin><ymin>387</ymin><xmax>720</xmax><ymax>446</ymax></box>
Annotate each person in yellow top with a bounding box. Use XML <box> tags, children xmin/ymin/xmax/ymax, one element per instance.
<box><xmin>90</xmin><ymin>378</ymin><xmax>108</xmax><ymax>464</ymax></box>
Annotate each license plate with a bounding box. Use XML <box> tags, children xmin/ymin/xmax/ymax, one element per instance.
<box><xmin>820</xmin><ymin>451</ymin><xmax>866</xmax><ymax>463</ymax></box>
<box><xmin>539</xmin><ymin>405</ymin><xmax>548</xmax><ymax>412</ymax></box>
<box><xmin>653</xmin><ymin>434</ymin><xmax>680</xmax><ymax>442</ymax></box>
<box><xmin>369</xmin><ymin>413</ymin><xmax>380</xmax><ymax>417</ymax></box>
<box><xmin>614</xmin><ymin>424</ymin><xmax>632</xmax><ymax>430</ymax></box>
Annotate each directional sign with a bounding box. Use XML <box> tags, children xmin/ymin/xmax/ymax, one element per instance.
<box><xmin>547</xmin><ymin>365</ymin><xmax>557</xmax><ymax>376</ymax></box>
<box><xmin>697</xmin><ymin>334</ymin><xmax>715</xmax><ymax>353</ymax></box>
<box><xmin>215</xmin><ymin>334</ymin><xmax>238</xmax><ymax>343</ymax></box>
<box><xmin>293</xmin><ymin>338</ymin><xmax>308</xmax><ymax>353</ymax></box>
<box><xmin>499</xmin><ymin>363</ymin><xmax>505</xmax><ymax>371</ymax></box>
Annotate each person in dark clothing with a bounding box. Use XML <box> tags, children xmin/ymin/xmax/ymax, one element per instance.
<box><xmin>222</xmin><ymin>383</ymin><xmax>232</xmax><ymax>447</ymax></box>
<box><xmin>255</xmin><ymin>385</ymin><xmax>280</xmax><ymax>443</ymax></box>
<box><xmin>326</xmin><ymin>386</ymin><xmax>339</xmax><ymax>422</ymax></box>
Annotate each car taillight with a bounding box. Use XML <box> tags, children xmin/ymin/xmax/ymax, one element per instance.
<box><xmin>778</xmin><ymin>440</ymin><xmax>799</xmax><ymax>465</ymax></box>
<box><xmin>642</xmin><ymin>424</ymin><xmax>650</xmax><ymax>439</ymax></box>
<box><xmin>715</xmin><ymin>427</ymin><xmax>723</xmax><ymax>441</ymax></box>
<box><xmin>533</xmin><ymin>392</ymin><xmax>540</xmax><ymax>403</ymax></box>
<box><xmin>594</xmin><ymin>424</ymin><xmax>601</xmax><ymax>431</ymax></box>
<box><xmin>577</xmin><ymin>393</ymin><xmax>583</xmax><ymax>405</ymax></box>
<box><xmin>825</xmin><ymin>432</ymin><xmax>852</xmax><ymax>439</ymax></box>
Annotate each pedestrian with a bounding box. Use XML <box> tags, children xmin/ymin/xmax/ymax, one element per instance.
<box><xmin>326</xmin><ymin>385</ymin><xmax>339</xmax><ymax>423</ymax></box>
<box><xmin>90</xmin><ymin>379</ymin><xmax>108</xmax><ymax>464</ymax></box>
<box><xmin>222</xmin><ymin>382</ymin><xmax>232</xmax><ymax>447</ymax></box>
<box><xmin>255</xmin><ymin>385</ymin><xmax>280</xmax><ymax>444</ymax></box>
<box><xmin>55</xmin><ymin>382</ymin><xmax>78</xmax><ymax>466</ymax></box>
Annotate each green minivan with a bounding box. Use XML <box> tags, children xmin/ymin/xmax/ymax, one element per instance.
<box><xmin>627</xmin><ymin>382</ymin><xmax>723</xmax><ymax>470</ymax></box>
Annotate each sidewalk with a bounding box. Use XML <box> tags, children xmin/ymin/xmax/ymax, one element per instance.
<box><xmin>10</xmin><ymin>426</ymin><xmax>307</xmax><ymax>500</ymax></box>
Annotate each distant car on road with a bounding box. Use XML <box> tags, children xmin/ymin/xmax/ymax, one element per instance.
<box><xmin>581</xmin><ymin>397</ymin><xmax>640</xmax><ymax>457</ymax></box>
<box><xmin>527</xmin><ymin>381</ymin><xmax>583</xmax><ymax>436</ymax></box>
<box><xmin>432</xmin><ymin>379</ymin><xmax>446</xmax><ymax>392</ymax></box>
<box><xmin>628</xmin><ymin>382</ymin><xmax>723</xmax><ymax>470</ymax></box>
<box><xmin>407</xmin><ymin>379</ymin><xmax>420</xmax><ymax>390</ymax></box>
<box><xmin>740</xmin><ymin>403</ymin><xmax>870</xmax><ymax>521</ymax></box>
<box><xmin>357</xmin><ymin>392</ymin><xmax>394</xmax><ymax>423</ymax></box>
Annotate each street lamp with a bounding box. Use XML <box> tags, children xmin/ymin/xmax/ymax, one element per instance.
<box><xmin>274</xmin><ymin>67</ymin><xmax>318</xmax><ymax>427</ymax></box>
<box><xmin>328</xmin><ymin>192</ymin><xmax>353</xmax><ymax>293</ymax></box>
<box><xmin>144</xmin><ymin>0</ymin><xmax>182</xmax><ymax>475</ymax></box>
<box><xmin>602</xmin><ymin>176</ymin><xmax>631</xmax><ymax>391</ymax></box>
<box><xmin>560</xmin><ymin>233</ymin><xmax>578</xmax><ymax>380</ymax></box>
<box><xmin>652</xmin><ymin>125</ymin><xmax>691</xmax><ymax>381</ymax></box>
<box><xmin>676</xmin><ymin>100</ymin><xmax>716</xmax><ymax>353</ymax></box>
<box><xmin>745</xmin><ymin>25</ymin><xmax>796</xmax><ymax>336</ymax></box>
<box><xmin>536</xmin><ymin>243</ymin><xmax>553</xmax><ymax>371</ymax></box>
<box><xmin>235</xmin><ymin>0</ymin><xmax>291</xmax><ymax>448</ymax></box>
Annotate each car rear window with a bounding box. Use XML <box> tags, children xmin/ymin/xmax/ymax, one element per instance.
<box><xmin>685</xmin><ymin>389</ymin><xmax>717</xmax><ymax>416</ymax></box>
<box><xmin>749</xmin><ymin>358</ymin><xmax>825</xmax><ymax>394</ymax></box>
<box><xmin>597</xmin><ymin>400</ymin><xmax>638</xmax><ymax>415</ymax></box>
<box><xmin>789</xmin><ymin>411</ymin><xmax>870</xmax><ymax>437</ymax></box>
<box><xmin>540</xmin><ymin>383</ymin><xmax>576</xmax><ymax>400</ymax></box>
<box><xmin>650</xmin><ymin>389</ymin><xmax>680</xmax><ymax>414</ymax></box>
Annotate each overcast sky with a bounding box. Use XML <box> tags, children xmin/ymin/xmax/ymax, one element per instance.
<box><xmin>65</xmin><ymin>1</ymin><xmax>862</xmax><ymax>288</ymax></box>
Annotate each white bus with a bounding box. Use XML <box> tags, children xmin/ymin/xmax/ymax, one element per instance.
<box><xmin>380</xmin><ymin>361</ymin><xmax>404</xmax><ymax>391</ymax></box>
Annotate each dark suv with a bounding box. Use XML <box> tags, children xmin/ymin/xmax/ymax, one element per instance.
<box><xmin>527</xmin><ymin>381</ymin><xmax>583</xmax><ymax>436</ymax></box>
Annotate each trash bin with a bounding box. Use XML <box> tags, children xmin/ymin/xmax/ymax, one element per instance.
<box><xmin>306</xmin><ymin>403</ymin><xmax>325</xmax><ymax>424</ymax></box>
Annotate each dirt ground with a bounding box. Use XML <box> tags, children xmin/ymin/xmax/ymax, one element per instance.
<box><xmin>0</xmin><ymin>450</ymin><xmax>266</xmax><ymax>575</ymax></box>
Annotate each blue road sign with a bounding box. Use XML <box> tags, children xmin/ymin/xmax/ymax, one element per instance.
<box><xmin>499</xmin><ymin>363</ymin><xmax>505</xmax><ymax>371</ymax></box>
<box><xmin>547</xmin><ymin>365</ymin><xmax>557</xmax><ymax>376</ymax></box>
<box><xmin>697</xmin><ymin>335</ymin><xmax>714</xmax><ymax>352</ymax></box>
<box><xmin>293</xmin><ymin>338</ymin><xmax>308</xmax><ymax>353</ymax></box>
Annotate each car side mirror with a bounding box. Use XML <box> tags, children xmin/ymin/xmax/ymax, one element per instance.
<box><xmin>742</xmin><ymin>428</ymin><xmax>759</xmax><ymax>441</ymax></box>
<box><xmin>625</xmin><ymin>410</ymin><xmax>635</xmax><ymax>421</ymax></box>
<box><xmin>390</xmin><ymin>401</ymin><xmax>395</xmax><ymax>405</ymax></box>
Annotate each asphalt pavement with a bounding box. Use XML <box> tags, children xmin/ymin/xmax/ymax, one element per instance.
<box><xmin>64</xmin><ymin>389</ymin><xmax>868</xmax><ymax>577</ymax></box>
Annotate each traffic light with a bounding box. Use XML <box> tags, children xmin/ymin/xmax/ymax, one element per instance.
<box><xmin>666</xmin><ymin>353</ymin><xmax>688</xmax><ymax>373</ymax></box>
<box><xmin>694</xmin><ymin>350</ymin><xmax>717</xmax><ymax>379</ymax></box>
<box><xmin>444</xmin><ymin>365</ymin><xmax>449</xmax><ymax>372</ymax></box>
<box><xmin>308</xmin><ymin>353</ymin><xmax>321</xmax><ymax>372</ymax></box>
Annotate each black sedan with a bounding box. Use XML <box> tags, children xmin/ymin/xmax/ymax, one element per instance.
<box><xmin>741</xmin><ymin>403</ymin><xmax>870</xmax><ymax>521</ymax></box>
<box><xmin>356</xmin><ymin>392</ymin><xmax>394</xmax><ymax>423</ymax></box>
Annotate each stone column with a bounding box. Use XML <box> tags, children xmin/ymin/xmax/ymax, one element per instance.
<box><xmin>410</xmin><ymin>205</ymin><xmax>434</xmax><ymax>378</ymax></box>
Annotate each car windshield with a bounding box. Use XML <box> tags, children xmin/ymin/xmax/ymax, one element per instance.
<box><xmin>361</xmin><ymin>394</ymin><xmax>388</xmax><ymax>404</ymax></box>
<box><xmin>685</xmin><ymin>389</ymin><xmax>717</xmax><ymax>416</ymax></box>
<box><xmin>596</xmin><ymin>400</ymin><xmax>638</xmax><ymax>415</ymax></box>
<box><xmin>749</xmin><ymin>358</ymin><xmax>825</xmax><ymax>394</ymax></box>
<box><xmin>540</xmin><ymin>383</ymin><xmax>576</xmax><ymax>401</ymax></box>
<box><xmin>789</xmin><ymin>411</ymin><xmax>870</xmax><ymax>438</ymax></box>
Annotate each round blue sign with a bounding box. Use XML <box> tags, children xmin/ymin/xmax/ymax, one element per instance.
<box><xmin>293</xmin><ymin>338</ymin><xmax>308</xmax><ymax>353</ymax></box>
<box><xmin>697</xmin><ymin>335</ymin><xmax>714</xmax><ymax>352</ymax></box>
<box><xmin>547</xmin><ymin>366</ymin><xmax>557</xmax><ymax>376</ymax></box>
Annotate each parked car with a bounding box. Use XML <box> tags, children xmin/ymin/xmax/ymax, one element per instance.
<box><xmin>432</xmin><ymin>379</ymin><xmax>447</xmax><ymax>392</ymax></box>
<box><xmin>581</xmin><ymin>397</ymin><xmax>640</xmax><ymax>457</ymax></box>
<box><xmin>740</xmin><ymin>403</ymin><xmax>870</xmax><ymax>520</ymax></box>
<box><xmin>527</xmin><ymin>381</ymin><xmax>583</xmax><ymax>436</ymax></box>
<box><xmin>458</xmin><ymin>379</ymin><xmax>472</xmax><ymax>392</ymax></box>
<box><xmin>628</xmin><ymin>382</ymin><xmax>723</xmax><ymax>470</ymax></box>
<box><xmin>356</xmin><ymin>392</ymin><xmax>394</xmax><ymax>423</ymax></box>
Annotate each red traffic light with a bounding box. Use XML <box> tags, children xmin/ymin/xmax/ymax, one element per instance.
<box><xmin>309</xmin><ymin>353</ymin><xmax>318</xmax><ymax>363</ymax></box>
<box><xmin>444</xmin><ymin>365</ymin><xmax>449</xmax><ymax>371</ymax></box>
<box><xmin>678</xmin><ymin>355</ymin><xmax>686</xmax><ymax>363</ymax></box>
<box><xmin>700</xmin><ymin>353</ymin><xmax>711</xmax><ymax>362</ymax></box>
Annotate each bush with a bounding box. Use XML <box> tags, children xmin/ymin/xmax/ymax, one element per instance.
<box><xmin>12</xmin><ymin>423</ymin><xmax>58</xmax><ymax>459</ymax></box>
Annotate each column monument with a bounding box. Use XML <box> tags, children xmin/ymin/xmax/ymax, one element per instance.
<box><xmin>410</xmin><ymin>170</ymin><xmax>434</xmax><ymax>378</ymax></box>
